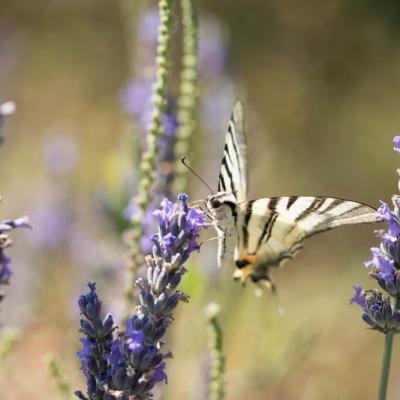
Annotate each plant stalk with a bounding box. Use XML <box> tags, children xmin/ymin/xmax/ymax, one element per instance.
<box><xmin>126</xmin><ymin>0</ymin><xmax>174</xmax><ymax>309</ymax></box>
<box><xmin>378</xmin><ymin>296</ymin><xmax>399</xmax><ymax>400</ymax></box>
<box><xmin>175</xmin><ymin>0</ymin><xmax>199</xmax><ymax>194</ymax></box>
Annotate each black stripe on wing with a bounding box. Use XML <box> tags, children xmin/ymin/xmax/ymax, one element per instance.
<box><xmin>228</xmin><ymin>121</ymin><xmax>244</xmax><ymax>188</ymax></box>
<box><xmin>220</xmin><ymin>157</ymin><xmax>236</xmax><ymax>197</ymax></box>
<box><xmin>256</xmin><ymin>213</ymin><xmax>279</xmax><ymax>252</ymax></box>
<box><xmin>287</xmin><ymin>196</ymin><xmax>298</xmax><ymax>209</ymax></box>
<box><xmin>242</xmin><ymin>200</ymin><xmax>255</xmax><ymax>248</ymax></box>
<box><xmin>218</xmin><ymin>172</ymin><xmax>227</xmax><ymax>192</ymax></box>
<box><xmin>217</xmin><ymin>100</ymin><xmax>247</xmax><ymax>202</ymax></box>
<box><xmin>295</xmin><ymin>197</ymin><xmax>325</xmax><ymax>222</ymax></box>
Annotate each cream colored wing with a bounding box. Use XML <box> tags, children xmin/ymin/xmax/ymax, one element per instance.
<box><xmin>233</xmin><ymin>196</ymin><xmax>379</xmax><ymax>283</ymax></box>
<box><xmin>217</xmin><ymin>100</ymin><xmax>247</xmax><ymax>203</ymax></box>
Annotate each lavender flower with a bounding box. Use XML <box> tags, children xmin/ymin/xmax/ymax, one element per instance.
<box><xmin>351</xmin><ymin>285</ymin><xmax>400</xmax><ymax>333</ymax></box>
<box><xmin>75</xmin><ymin>283</ymin><xmax>115</xmax><ymax>400</ymax></box>
<box><xmin>76</xmin><ymin>194</ymin><xmax>207</xmax><ymax>399</ymax></box>
<box><xmin>361</xmin><ymin>197</ymin><xmax>400</xmax><ymax>296</ymax></box>
<box><xmin>351</xmin><ymin>136</ymin><xmax>400</xmax><ymax>333</ymax></box>
<box><xmin>351</xmin><ymin>136</ymin><xmax>400</xmax><ymax>398</ymax></box>
<box><xmin>0</xmin><ymin>214</ymin><xmax>30</xmax><ymax>302</ymax></box>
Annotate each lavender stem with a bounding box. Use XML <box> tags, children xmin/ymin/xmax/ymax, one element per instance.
<box><xmin>175</xmin><ymin>0</ymin><xmax>199</xmax><ymax>193</ymax></box>
<box><xmin>378</xmin><ymin>296</ymin><xmax>399</xmax><ymax>400</ymax></box>
<box><xmin>127</xmin><ymin>0</ymin><xmax>174</xmax><ymax>305</ymax></box>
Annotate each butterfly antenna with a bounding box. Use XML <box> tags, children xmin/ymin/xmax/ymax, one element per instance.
<box><xmin>181</xmin><ymin>157</ymin><xmax>214</xmax><ymax>195</ymax></box>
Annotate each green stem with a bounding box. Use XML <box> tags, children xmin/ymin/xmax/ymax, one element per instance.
<box><xmin>175</xmin><ymin>0</ymin><xmax>199</xmax><ymax>194</ymax></box>
<box><xmin>378</xmin><ymin>331</ymin><xmax>394</xmax><ymax>400</ymax></box>
<box><xmin>378</xmin><ymin>296</ymin><xmax>399</xmax><ymax>400</ymax></box>
<box><xmin>126</xmin><ymin>0</ymin><xmax>174</xmax><ymax>309</ymax></box>
<box><xmin>205</xmin><ymin>303</ymin><xmax>225</xmax><ymax>400</ymax></box>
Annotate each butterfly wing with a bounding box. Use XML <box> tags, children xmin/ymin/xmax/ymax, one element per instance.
<box><xmin>217</xmin><ymin>100</ymin><xmax>247</xmax><ymax>203</ymax></box>
<box><xmin>233</xmin><ymin>196</ymin><xmax>379</xmax><ymax>283</ymax></box>
<box><xmin>213</xmin><ymin>100</ymin><xmax>248</xmax><ymax>268</ymax></box>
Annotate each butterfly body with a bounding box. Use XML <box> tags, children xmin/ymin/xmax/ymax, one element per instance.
<box><xmin>207</xmin><ymin>101</ymin><xmax>380</xmax><ymax>286</ymax></box>
<box><xmin>206</xmin><ymin>192</ymin><xmax>237</xmax><ymax>269</ymax></box>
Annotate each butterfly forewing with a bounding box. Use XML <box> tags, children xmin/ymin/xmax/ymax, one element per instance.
<box><xmin>213</xmin><ymin>100</ymin><xmax>247</xmax><ymax>268</ymax></box>
<box><xmin>218</xmin><ymin>100</ymin><xmax>247</xmax><ymax>203</ymax></box>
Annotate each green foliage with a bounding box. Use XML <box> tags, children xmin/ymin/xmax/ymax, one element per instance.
<box><xmin>0</xmin><ymin>328</ymin><xmax>19</xmax><ymax>362</ymax></box>
<box><xmin>45</xmin><ymin>354</ymin><xmax>73</xmax><ymax>400</ymax></box>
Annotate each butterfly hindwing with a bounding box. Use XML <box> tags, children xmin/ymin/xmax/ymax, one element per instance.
<box><xmin>233</xmin><ymin>197</ymin><xmax>378</xmax><ymax>282</ymax></box>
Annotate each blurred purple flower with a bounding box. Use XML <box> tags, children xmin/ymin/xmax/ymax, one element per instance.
<box><xmin>163</xmin><ymin>113</ymin><xmax>179</xmax><ymax>137</ymax></box>
<box><xmin>29</xmin><ymin>203</ymin><xmax>70</xmax><ymax>249</ymax></box>
<box><xmin>0</xmin><ymin>255</ymin><xmax>11</xmax><ymax>284</ymax></box>
<box><xmin>42</xmin><ymin>133</ymin><xmax>79</xmax><ymax>176</ymax></box>
<box><xmin>0</xmin><ymin>214</ymin><xmax>30</xmax><ymax>302</ymax></box>
<box><xmin>137</xmin><ymin>9</ymin><xmax>160</xmax><ymax>46</ymax></box>
<box><xmin>121</xmin><ymin>79</ymin><xmax>153</xmax><ymax>129</ymax></box>
<box><xmin>393</xmin><ymin>136</ymin><xmax>400</xmax><ymax>153</ymax></box>
<box><xmin>200</xmin><ymin>80</ymin><xmax>234</xmax><ymax>134</ymax></box>
<box><xmin>199</xmin><ymin>17</ymin><xmax>228</xmax><ymax>77</ymax></box>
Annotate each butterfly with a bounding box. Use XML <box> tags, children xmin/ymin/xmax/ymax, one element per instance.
<box><xmin>206</xmin><ymin>100</ymin><xmax>380</xmax><ymax>287</ymax></box>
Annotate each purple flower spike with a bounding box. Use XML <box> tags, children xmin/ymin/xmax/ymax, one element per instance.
<box><xmin>352</xmin><ymin>136</ymin><xmax>400</xmax><ymax>333</ymax></box>
<box><xmin>152</xmin><ymin>193</ymin><xmax>206</xmax><ymax>266</ymax></box>
<box><xmin>76</xmin><ymin>195</ymin><xmax>207</xmax><ymax>399</ymax></box>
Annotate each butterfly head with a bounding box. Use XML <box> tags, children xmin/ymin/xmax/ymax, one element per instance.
<box><xmin>206</xmin><ymin>192</ymin><xmax>237</xmax><ymax>213</ymax></box>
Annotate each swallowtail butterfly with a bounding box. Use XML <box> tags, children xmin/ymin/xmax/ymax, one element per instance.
<box><xmin>206</xmin><ymin>101</ymin><xmax>379</xmax><ymax>286</ymax></box>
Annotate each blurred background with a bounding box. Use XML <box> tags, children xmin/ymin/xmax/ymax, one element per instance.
<box><xmin>1</xmin><ymin>0</ymin><xmax>400</xmax><ymax>399</ymax></box>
